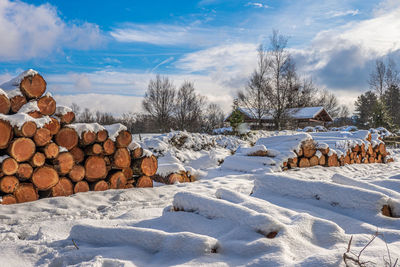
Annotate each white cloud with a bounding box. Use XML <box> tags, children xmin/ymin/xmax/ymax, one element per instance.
<box><xmin>0</xmin><ymin>0</ymin><xmax>103</xmax><ymax>61</ymax></box>
<box><xmin>246</xmin><ymin>2</ymin><xmax>269</xmax><ymax>9</ymax></box>
<box><xmin>326</xmin><ymin>9</ymin><xmax>359</xmax><ymax>18</ymax></box>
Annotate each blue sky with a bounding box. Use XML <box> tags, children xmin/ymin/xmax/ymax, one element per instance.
<box><xmin>0</xmin><ymin>0</ymin><xmax>400</xmax><ymax>114</ymax></box>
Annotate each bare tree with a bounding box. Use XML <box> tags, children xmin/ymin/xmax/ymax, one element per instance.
<box><xmin>142</xmin><ymin>75</ymin><xmax>176</xmax><ymax>132</ymax></box>
<box><xmin>203</xmin><ymin>103</ymin><xmax>225</xmax><ymax>133</ymax></box>
<box><xmin>174</xmin><ymin>81</ymin><xmax>205</xmax><ymax>131</ymax></box>
<box><xmin>369</xmin><ymin>60</ymin><xmax>386</xmax><ymax>97</ymax></box>
<box><xmin>385</xmin><ymin>58</ymin><xmax>399</xmax><ymax>89</ymax></box>
<box><xmin>316</xmin><ymin>90</ymin><xmax>341</xmax><ymax>118</ymax></box>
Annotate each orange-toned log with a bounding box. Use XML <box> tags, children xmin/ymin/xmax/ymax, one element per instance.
<box><xmin>9</xmin><ymin>95</ymin><xmax>27</xmax><ymax>113</ymax></box>
<box><xmin>70</xmin><ymin>147</ymin><xmax>84</xmax><ymax>164</ymax></box>
<box><xmin>132</xmin><ymin>155</ymin><xmax>158</xmax><ymax>176</ymax></box>
<box><xmin>74</xmin><ymin>180</ymin><xmax>89</xmax><ymax>194</ymax></box>
<box><xmin>28</xmin><ymin>111</ymin><xmax>42</xmax><ymax>119</ymax></box>
<box><xmin>302</xmin><ymin>140</ymin><xmax>316</xmax><ymax>158</ymax></box>
<box><xmin>47</xmin><ymin>177</ymin><xmax>74</xmax><ymax>197</ymax></box>
<box><xmin>309</xmin><ymin>156</ymin><xmax>319</xmax><ymax>167</ymax></box>
<box><xmin>80</xmin><ymin>131</ymin><xmax>96</xmax><ymax>146</ymax></box>
<box><xmin>43</xmin><ymin>117</ymin><xmax>60</xmax><ymax>135</ymax></box>
<box><xmin>1</xmin><ymin>194</ymin><xmax>17</xmax><ymax>205</ymax></box>
<box><xmin>68</xmin><ymin>165</ymin><xmax>85</xmax><ymax>182</ymax></box>
<box><xmin>367</xmin><ymin>144</ymin><xmax>373</xmax><ymax>155</ymax></box>
<box><xmin>37</xmin><ymin>95</ymin><xmax>56</xmax><ymax>116</ymax></box>
<box><xmin>0</xmin><ymin>94</ymin><xmax>11</xmax><ymax>114</ymax></box>
<box><xmin>344</xmin><ymin>155</ymin><xmax>351</xmax><ymax>165</ymax></box>
<box><xmin>85</xmin><ymin>156</ymin><xmax>107</xmax><ymax>182</ymax></box>
<box><xmin>113</xmin><ymin>148</ymin><xmax>131</xmax><ymax>169</ymax></box>
<box><xmin>32</xmin><ymin>166</ymin><xmax>59</xmax><ymax>190</ymax></box>
<box><xmin>16</xmin><ymin>163</ymin><xmax>33</xmax><ymax>181</ymax></box>
<box><xmin>14</xmin><ymin>121</ymin><xmax>37</xmax><ymax>138</ymax></box>
<box><xmin>41</xmin><ymin>142</ymin><xmax>59</xmax><ymax>159</ymax></box>
<box><xmin>124</xmin><ymin>183</ymin><xmax>134</xmax><ymax>189</ymax></box>
<box><xmin>166</xmin><ymin>173</ymin><xmax>184</xmax><ymax>184</ymax></box>
<box><xmin>108</xmin><ymin>171</ymin><xmax>127</xmax><ymax>189</ymax></box>
<box><xmin>0</xmin><ymin>119</ymin><xmax>13</xmax><ymax>149</ymax></box>
<box><xmin>0</xmin><ymin>176</ymin><xmax>19</xmax><ymax>193</ymax></box>
<box><xmin>55</xmin><ymin>127</ymin><xmax>78</xmax><ymax>150</ymax></box>
<box><xmin>378</xmin><ymin>143</ymin><xmax>387</xmax><ymax>155</ymax></box>
<box><xmin>327</xmin><ymin>154</ymin><xmax>339</xmax><ymax>167</ymax></box>
<box><xmin>295</xmin><ymin>148</ymin><xmax>303</xmax><ymax>157</ymax></box>
<box><xmin>20</xmin><ymin>73</ymin><xmax>46</xmax><ymax>99</ymax></box>
<box><xmin>131</xmin><ymin>147</ymin><xmax>143</xmax><ymax>159</ymax></box>
<box><xmin>318</xmin><ymin>155</ymin><xmax>326</xmax><ymax>166</ymax></box>
<box><xmin>136</xmin><ymin>176</ymin><xmax>153</xmax><ymax>188</ymax></box>
<box><xmin>1</xmin><ymin>157</ymin><xmax>19</xmax><ymax>176</ymax></box>
<box><xmin>8</xmin><ymin>138</ymin><xmax>36</xmax><ymax>162</ymax></box>
<box><xmin>369</xmin><ymin>157</ymin><xmax>375</xmax><ymax>164</ymax></box>
<box><xmin>33</xmin><ymin>127</ymin><xmax>52</xmax><ymax>147</ymax></box>
<box><xmin>122</xmin><ymin>167</ymin><xmax>133</xmax><ymax>180</ymax></box>
<box><xmin>116</xmin><ymin>130</ymin><xmax>132</xmax><ymax>148</ymax></box>
<box><xmin>85</xmin><ymin>143</ymin><xmax>103</xmax><ymax>155</ymax></box>
<box><xmin>363</xmin><ymin>156</ymin><xmax>369</xmax><ymax>164</ymax></box>
<box><xmin>57</xmin><ymin>111</ymin><xmax>75</xmax><ymax>125</ymax></box>
<box><xmin>13</xmin><ymin>183</ymin><xmax>38</xmax><ymax>203</ymax></box>
<box><xmin>30</xmin><ymin>152</ymin><xmax>45</xmax><ymax>167</ymax></box>
<box><xmin>90</xmin><ymin>180</ymin><xmax>109</xmax><ymax>191</ymax></box>
<box><xmin>356</xmin><ymin>155</ymin><xmax>362</xmax><ymax>164</ymax></box>
<box><xmin>319</xmin><ymin>147</ymin><xmax>330</xmax><ymax>155</ymax></box>
<box><xmin>298</xmin><ymin>158</ymin><xmax>310</xmax><ymax>168</ymax></box>
<box><xmin>103</xmin><ymin>139</ymin><xmax>115</xmax><ymax>155</ymax></box>
<box><xmin>53</xmin><ymin>152</ymin><xmax>74</xmax><ymax>175</ymax></box>
<box><xmin>288</xmin><ymin>157</ymin><xmax>298</xmax><ymax>169</ymax></box>
<box><xmin>96</xmin><ymin>130</ymin><xmax>108</xmax><ymax>143</ymax></box>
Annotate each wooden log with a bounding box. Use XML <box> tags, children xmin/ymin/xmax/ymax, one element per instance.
<box><xmin>85</xmin><ymin>156</ymin><xmax>107</xmax><ymax>182</ymax></box>
<box><xmin>47</xmin><ymin>177</ymin><xmax>74</xmax><ymax>197</ymax></box>
<box><xmin>53</xmin><ymin>152</ymin><xmax>74</xmax><ymax>175</ymax></box>
<box><xmin>124</xmin><ymin>183</ymin><xmax>134</xmax><ymax>189</ymax></box>
<box><xmin>116</xmin><ymin>130</ymin><xmax>132</xmax><ymax>148</ymax></box>
<box><xmin>298</xmin><ymin>158</ymin><xmax>310</xmax><ymax>168</ymax></box>
<box><xmin>1</xmin><ymin>194</ymin><xmax>17</xmax><ymax>205</ymax></box>
<box><xmin>166</xmin><ymin>173</ymin><xmax>184</xmax><ymax>184</ymax></box>
<box><xmin>28</xmin><ymin>111</ymin><xmax>42</xmax><ymax>119</ymax></box>
<box><xmin>135</xmin><ymin>176</ymin><xmax>153</xmax><ymax>188</ymax></box>
<box><xmin>16</xmin><ymin>163</ymin><xmax>33</xmax><ymax>181</ymax></box>
<box><xmin>369</xmin><ymin>157</ymin><xmax>375</xmax><ymax>164</ymax></box>
<box><xmin>14</xmin><ymin>121</ymin><xmax>37</xmax><ymax>138</ymax></box>
<box><xmin>0</xmin><ymin>176</ymin><xmax>19</xmax><ymax>193</ymax></box>
<box><xmin>344</xmin><ymin>155</ymin><xmax>351</xmax><ymax>165</ymax></box>
<box><xmin>13</xmin><ymin>183</ymin><xmax>38</xmax><ymax>203</ymax></box>
<box><xmin>103</xmin><ymin>139</ymin><xmax>116</xmax><ymax>155</ymax></box>
<box><xmin>301</xmin><ymin>140</ymin><xmax>316</xmax><ymax>158</ymax></box>
<box><xmin>318</xmin><ymin>155</ymin><xmax>326</xmax><ymax>166</ymax></box>
<box><xmin>356</xmin><ymin>155</ymin><xmax>362</xmax><ymax>164</ymax></box>
<box><xmin>367</xmin><ymin>144</ymin><xmax>373</xmax><ymax>156</ymax></box>
<box><xmin>363</xmin><ymin>156</ymin><xmax>369</xmax><ymax>164</ymax></box>
<box><xmin>0</xmin><ymin>93</ymin><xmax>10</xmax><ymax>114</ymax></box>
<box><xmin>1</xmin><ymin>157</ymin><xmax>19</xmax><ymax>176</ymax></box>
<box><xmin>70</xmin><ymin>147</ymin><xmax>84</xmax><ymax>164</ymax></box>
<box><xmin>30</xmin><ymin>152</ymin><xmax>46</xmax><ymax>167</ymax></box>
<box><xmin>8</xmin><ymin>138</ymin><xmax>35</xmax><ymax>162</ymax></box>
<box><xmin>55</xmin><ymin>127</ymin><xmax>78</xmax><ymax>150</ymax></box>
<box><xmin>90</xmin><ymin>180</ymin><xmax>109</xmax><ymax>191</ymax></box>
<box><xmin>122</xmin><ymin>167</ymin><xmax>133</xmax><ymax>180</ymax></box>
<box><xmin>327</xmin><ymin>154</ymin><xmax>339</xmax><ymax>167</ymax></box>
<box><xmin>319</xmin><ymin>147</ymin><xmax>330</xmax><ymax>156</ymax></box>
<box><xmin>361</xmin><ymin>143</ymin><xmax>366</xmax><ymax>157</ymax></box>
<box><xmin>309</xmin><ymin>156</ymin><xmax>319</xmax><ymax>167</ymax></box>
<box><xmin>37</xmin><ymin>95</ymin><xmax>56</xmax><ymax>116</ymax></box>
<box><xmin>20</xmin><ymin>73</ymin><xmax>46</xmax><ymax>99</ymax></box>
<box><xmin>295</xmin><ymin>148</ymin><xmax>303</xmax><ymax>157</ymax></box>
<box><xmin>181</xmin><ymin>171</ymin><xmax>191</xmax><ymax>183</ymax></box>
<box><xmin>288</xmin><ymin>157</ymin><xmax>298</xmax><ymax>169</ymax></box>
<box><xmin>0</xmin><ymin>119</ymin><xmax>13</xmax><ymax>149</ymax></box>
<box><xmin>352</xmin><ymin>144</ymin><xmax>360</xmax><ymax>153</ymax></box>
<box><xmin>9</xmin><ymin>95</ymin><xmax>27</xmax><ymax>113</ymax></box>
<box><xmin>69</xmin><ymin>165</ymin><xmax>85</xmax><ymax>182</ymax></box>
<box><xmin>108</xmin><ymin>171</ymin><xmax>127</xmax><ymax>189</ymax></box>
<box><xmin>43</xmin><ymin>117</ymin><xmax>60</xmax><ymax>135</ymax></box>
<box><xmin>132</xmin><ymin>155</ymin><xmax>158</xmax><ymax>176</ymax></box>
<box><xmin>41</xmin><ymin>142</ymin><xmax>59</xmax><ymax>159</ymax></box>
<box><xmin>85</xmin><ymin>143</ymin><xmax>103</xmax><ymax>156</ymax></box>
<box><xmin>113</xmin><ymin>148</ymin><xmax>131</xmax><ymax>169</ymax></box>
<box><xmin>32</xmin><ymin>166</ymin><xmax>59</xmax><ymax>190</ymax></box>
<box><xmin>131</xmin><ymin>146</ymin><xmax>143</xmax><ymax>159</ymax></box>
<box><xmin>57</xmin><ymin>111</ymin><xmax>75</xmax><ymax>125</ymax></box>
<box><xmin>74</xmin><ymin>180</ymin><xmax>89</xmax><ymax>194</ymax></box>
<box><xmin>80</xmin><ymin>131</ymin><xmax>96</xmax><ymax>146</ymax></box>
<box><xmin>382</xmin><ymin>205</ymin><xmax>393</xmax><ymax>217</ymax></box>
<box><xmin>96</xmin><ymin>130</ymin><xmax>108</xmax><ymax>143</ymax></box>
<box><xmin>378</xmin><ymin>143</ymin><xmax>386</xmax><ymax>156</ymax></box>
<box><xmin>33</xmin><ymin>127</ymin><xmax>52</xmax><ymax>147</ymax></box>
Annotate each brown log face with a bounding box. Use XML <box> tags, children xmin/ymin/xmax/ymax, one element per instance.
<box><xmin>85</xmin><ymin>143</ymin><xmax>103</xmax><ymax>155</ymax></box>
<box><xmin>122</xmin><ymin>167</ymin><xmax>133</xmax><ymax>180</ymax></box>
<box><xmin>116</xmin><ymin>130</ymin><xmax>132</xmax><ymax>148</ymax></box>
<box><xmin>318</xmin><ymin>155</ymin><xmax>326</xmax><ymax>166</ymax></box>
<box><xmin>103</xmin><ymin>139</ymin><xmax>116</xmax><ymax>155</ymax></box>
<box><xmin>10</xmin><ymin>95</ymin><xmax>27</xmax><ymax>113</ymax></box>
<box><xmin>70</xmin><ymin>147</ymin><xmax>84</xmax><ymax>164</ymax></box>
<box><xmin>85</xmin><ymin>156</ymin><xmax>107</xmax><ymax>181</ymax></box>
<box><xmin>43</xmin><ymin>142</ymin><xmax>60</xmax><ymax>159</ymax></box>
<box><xmin>55</xmin><ymin>128</ymin><xmax>78</xmax><ymax>150</ymax></box>
<box><xmin>81</xmin><ymin>131</ymin><xmax>96</xmax><ymax>146</ymax></box>
<box><xmin>0</xmin><ymin>120</ymin><xmax>13</xmax><ymax>149</ymax></box>
<box><xmin>0</xmin><ymin>176</ymin><xmax>19</xmax><ymax>193</ymax></box>
<box><xmin>113</xmin><ymin>148</ymin><xmax>131</xmax><ymax>169</ymax></box>
<box><xmin>59</xmin><ymin>112</ymin><xmax>75</xmax><ymax>124</ymax></box>
<box><xmin>54</xmin><ymin>152</ymin><xmax>74</xmax><ymax>175</ymax></box>
<box><xmin>16</xmin><ymin>163</ymin><xmax>33</xmax><ymax>181</ymax></box>
<box><xmin>8</xmin><ymin>138</ymin><xmax>36</xmax><ymax>162</ymax></box>
<box><xmin>141</xmin><ymin>156</ymin><xmax>157</xmax><ymax>176</ymax></box>
<box><xmin>74</xmin><ymin>180</ymin><xmax>89</xmax><ymax>193</ymax></box>
<box><xmin>136</xmin><ymin>176</ymin><xmax>153</xmax><ymax>188</ymax></box>
<box><xmin>131</xmin><ymin>147</ymin><xmax>143</xmax><ymax>159</ymax></box>
<box><xmin>37</xmin><ymin>96</ymin><xmax>56</xmax><ymax>116</ymax></box>
<box><xmin>14</xmin><ymin>183</ymin><xmax>38</xmax><ymax>203</ymax></box>
<box><xmin>0</xmin><ymin>94</ymin><xmax>11</xmax><ymax>114</ymax></box>
<box><xmin>166</xmin><ymin>173</ymin><xmax>184</xmax><ymax>184</ymax></box>
<box><xmin>28</xmin><ymin>111</ymin><xmax>42</xmax><ymax>119</ymax></box>
<box><xmin>32</xmin><ymin>166</ymin><xmax>59</xmax><ymax>190</ymax></box>
<box><xmin>96</xmin><ymin>130</ymin><xmax>108</xmax><ymax>143</ymax></box>
<box><xmin>328</xmin><ymin>154</ymin><xmax>339</xmax><ymax>167</ymax></box>
<box><xmin>2</xmin><ymin>158</ymin><xmax>19</xmax><ymax>176</ymax></box>
<box><xmin>1</xmin><ymin>194</ymin><xmax>17</xmax><ymax>205</ymax></box>
<box><xmin>19</xmin><ymin>74</ymin><xmax>46</xmax><ymax>99</ymax></box>
<box><xmin>34</xmin><ymin>128</ymin><xmax>52</xmax><ymax>147</ymax></box>
<box><xmin>299</xmin><ymin>158</ymin><xmax>310</xmax><ymax>168</ymax></box>
<box><xmin>309</xmin><ymin>156</ymin><xmax>319</xmax><ymax>167</ymax></box>
<box><xmin>15</xmin><ymin>121</ymin><xmax>37</xmax><ymax>137</ymax></box>
<box><xmin>344</xmin><ymin>155</ymin><xmax>351</xmax><ymax>165</ymax></box>
<box><xmin>44</xmin><ymin>117</ymin><xmax>60</xmax><ymax>135</ymax></box>
<box><xmin>302</xmin><ymin>140</ymin><xmax>316</xmax><ymax>158</ymax></box>
<box><xmin>90</xmin><ymin>180</ymin><xmax>109</xmax><ymax>191</ymax></box>
<box><xmin>50</xmin><ymin>177</ymin><xmax>74</xmax><ymax>197</ymax></box>
<box><xmin>30</xmin><ymin>152</ymin><xmax>46</xmax><ymax>167</ymax></box>
<box><xmin>108</xmin><ymin>171</ymin><xmax>127</xmax><ymax>189</ymax></box>
<box><xmin>69</xmin><ymin>165</ymin><xmax>85</xmax><ymax>182</ymax></box>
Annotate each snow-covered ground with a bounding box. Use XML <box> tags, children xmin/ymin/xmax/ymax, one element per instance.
<box><xmin>1</xmin><ymin>131</ymin><xmax>400</xmax><ymax>267</ymax></box>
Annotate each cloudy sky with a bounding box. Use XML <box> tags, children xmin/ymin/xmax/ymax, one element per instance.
<box><xmin>0</xmin><ymin>0</ymin><xmax>400</xmax><ymax>115</ymax></box>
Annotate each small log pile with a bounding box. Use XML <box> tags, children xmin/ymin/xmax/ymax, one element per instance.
<box><xmin>0</xmin><ymin>70</ymin><xmax>158</xmax><ymax>205</ymax></box>
<box><xmin>283</xmin><ymin>135</ymin><xmax>393</xmax><ymax>170</ymax></box>
<box><xmin>152</xmin><ymin>170</ymin><xmax>194</xmax><ymax>185</ymax></box>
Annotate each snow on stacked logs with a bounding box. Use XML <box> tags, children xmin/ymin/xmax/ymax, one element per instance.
<box><xmin>0</xmin><ymin>70</ymin><xmax>158</xmax><ymax>205</ymax></box>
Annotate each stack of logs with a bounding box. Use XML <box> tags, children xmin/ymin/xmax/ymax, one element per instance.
<box><xmin>0</xmin><ymin>71</ymin><xmax>158</xmax><ymax>205</ymax></box>
<box><xmin>283</xmin><ymin>137</ymin><xmax>393</xmax><ymax>170</ymax></box>
<box><xmin>152</xmin><ymin>170</ymin><xmax>195</xmax><ymax>185</ymax></box>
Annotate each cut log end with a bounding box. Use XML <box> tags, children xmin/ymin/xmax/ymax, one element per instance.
<box><xmin>108</xmin><ymin>171</ymin><xmax>127</xmax><ymax>189</ymax></box>
<box><xmin>33</xmin><ymin>128</ymin><xmax>52</xmax><ymax>147</ymax></box>
<box><xmin>96</xmin><ymin>130</ymin><xmax>108</xmax><ymax>143</ymax></box>
<box><xmin>14</xmin><ymin>183</ymin><xmax>38</xmax><ymax>203</ymax></box>
<box><xmin>2</xmin><ymin>157</ymin><xmax>19</xmax><ymax>176</ymax></box>
<box><xmin>90</xmin><ymin>180</ymin><xmax>109</xmax><ymax>191</ymax></box>
<box><xmin>44</xmin><ymin>117</ymin><xmax>60</xmax><ymax>136</ymax></box>
<box><xmin>10</xmin><ymin>95</ymin><xmax>27</xmax><ymax>113</ymax></box>
<box><xmin>1</xmin><ymin>194</ymin><xmax>17</xmax><ymax>205</ymax></box>
<box><xmin>16</xmin><ymin>163</ymin><xmax>33</xmax><ymax>181</ymax></box>
<box><xmin>55</xmin><ymin>127</ymin><xmax>79</xmax><ymax>150</ymax></box>
<box><xmin>116</xmin><ymin>130</ymin><xmax>132</xmax><ymax>148</ymax></box>
<box><xmin>0</xmin><ymin>94</ymin><xmax>10</xmax><ymax>115</ymax></box>
<box><xmin>53</xmin><ymin>152</ymin><xmax>74</xmax><ymax>175</ymax></box>
<box><xmin>8</xmin><ymin>137</ymin><xmax>36</xmax><ymax>162</ymax></box>
<box><xmin>85</xmin><ymin>156</ymin><xmax>107</xmax><ymax>182</ymax></box>
<box><xmin>113</xmin><ymin>148</ymin><xmax>131</xmax><ymax>169</ymax></box>
<box><xmin>103</xmin><ymin>139</ymin><xmax>116</xmax><ymax>155</ymax></box>
<box><xmin>74</xmin><ymin>180</ymin><xmax>89</xmax><ymax>194</ymax></box>
<box><xmin>30</xmin><ymin>152</ymin><xmax>46</xmax><ymax>167</ymax></box>
<box><xmin>70</xmin><ymin>147</ymin><xmax>84</xmax><ymax>164</ymax></box>
<box><xmin>69</xmin><ymin>165</ymin><xmax>85</xmax><ymax>182</ymax></box>
<box><xmin>49</xmin><ymin>178</ymin><xmax>74</xmax><ymax>197</ymax></box>
<box><xmin>43</xmin><ymin>142</ymin><xmax>60</xmax><ymax>159</ymax></box>
<box><xmin>135</xmin><ymin>176</ymin><xmax>153</xmax><ymax>188</ymax></box>
<box><xmin>81</xmin><ymin>131</ymin><xmax>96</xmax><ymax>146</ymax></box>
<box><xmin>0</xmin><ymin>176</ymin><xmax>19</xmax><ymax>193</ymax></box>
<box><xmin>20</xmin><ymin>74</ymin><xmax>46</xmax><ymax>99</ymax></box>
<box><xmin>32</xmin><ymin>166</ymin><xmax>59</xmax><ymax>191</ymax></box>
<box><xmin>15</xmin><ymin>121</ymin><xmax>37</xmax><ymax>138</ymax></box>
<box><xmin>37</xmin><ymin>95</ymin><xmax>56</xmax><ymax>116</ymax></box>
<box><xmin>132</xmin><ymin>155</ymin><xmax>158</xmax><ymax>177</ymax></box>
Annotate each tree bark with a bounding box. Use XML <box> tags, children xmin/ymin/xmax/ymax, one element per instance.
<box><xmin>10</xmin><ymin>95</ymin><xmax>27</xmax><ymax>113</ymax></box>
<box><xmin>0</xmin><ymin>119</ymin><xmax>13</xmax><ymax>149</ymax></box>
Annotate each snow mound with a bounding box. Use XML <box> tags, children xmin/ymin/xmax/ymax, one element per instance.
<box><xmin>0</xmin><ymin>113</ymin><xmax>51</xmax><ymax>129</ymax></box>
<box><xmin>55</xmin><ymin>105</ymin><xmax>73</xmax><ymax>116</ymax></box>
<box><xmin>104</xmin><ymin>123</ymin><xmax>127</xmax><ymax>141</ymax></box>
<box><xmin>66</xmin><ymin>123</ymin><xmax>105</xmax><ymax>136</ymax></box>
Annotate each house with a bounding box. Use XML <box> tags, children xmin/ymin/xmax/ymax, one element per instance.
<box><xmin>224</xmin><ymin>106</ymin><xmax>333</xmax><ymax>130</ymax></box>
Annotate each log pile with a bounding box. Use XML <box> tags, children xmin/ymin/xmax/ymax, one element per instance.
<box><xmin>0</xmin><ymin>70</ymin><xmax>159</xmax><ymax>205</ymax></box>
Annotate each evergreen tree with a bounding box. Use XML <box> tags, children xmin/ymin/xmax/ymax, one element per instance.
<box><xmin>354</xmin><ymin>91</ymin><xmax>377</xmax><ymax>128</ymax></box>
<box><xmin>383</xmin><ymin>84</ymin><xmax>400</xmax><ymax>127</ymax></box>
<box><xmin>372</xmin><ymin>99</ymin><xmax>392</xmax><ymax>129</ymax></box>
<box><xmin>229</xmin><ymin>99</ymin><xmax>244</xmax><ymax>134</ymax></box>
